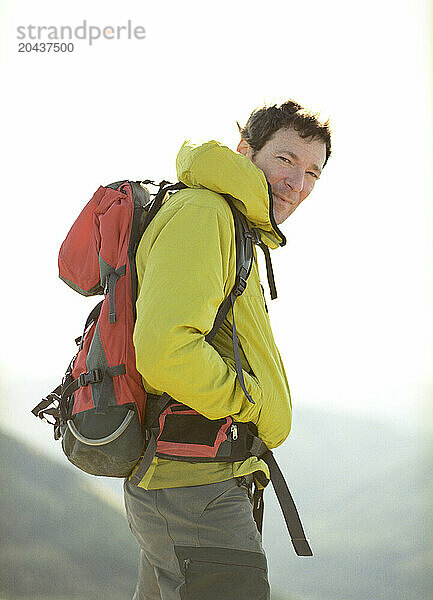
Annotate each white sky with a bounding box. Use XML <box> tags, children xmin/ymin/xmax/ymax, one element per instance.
<box><xmin>0</xmin><ymin>0</ymin><xmax>432</xmax><ymax>451</ymax></box>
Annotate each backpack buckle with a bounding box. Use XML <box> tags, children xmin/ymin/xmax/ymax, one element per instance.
<box><xmin>245</xmin><ymin>228</ymin><xmax>261</xmax><ymax>245</ymax></box>
<box><xmin>78</xmin><ymin>369</ymin><xmax>103</xmax><ymax>387</ymax></box>
<box><xmin>233</xmin><ymin>275</ymin><xmax>247</xmax><ymax>296</ymax></box>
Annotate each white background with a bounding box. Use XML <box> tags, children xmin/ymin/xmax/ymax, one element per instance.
<box><xmin>0</xmin><ymin>0</ymin><xmax>432</xmax><ymax>456</ymax></box>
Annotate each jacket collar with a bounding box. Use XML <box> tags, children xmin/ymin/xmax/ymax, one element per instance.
<box><xmin>176</xmin><ymin>140</ymin><xmax>286</xmax><ymax>249</ymax></box>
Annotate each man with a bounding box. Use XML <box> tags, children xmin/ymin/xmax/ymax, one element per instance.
<box><xmin>124</xmin><ymin>100</ymin><xmax>331</xmax><ymax>600</ymax></box>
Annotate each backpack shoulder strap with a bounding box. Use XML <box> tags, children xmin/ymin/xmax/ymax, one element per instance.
<box><xmin>204</xmin><ymin>198</ymin><xmax>254</xmax><ymax>344</ymax></box>
<box><xmin>204</xmin><ymin>196</ymin><xmax>256</xmax><ymax>404</ymax></box>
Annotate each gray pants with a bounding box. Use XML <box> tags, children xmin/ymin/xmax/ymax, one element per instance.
<box><xmin>124</xmin><ymin>477</ymin><xmax>270</xmax><ymax>600</ymax></box>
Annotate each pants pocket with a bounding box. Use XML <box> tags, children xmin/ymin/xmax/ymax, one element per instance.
<box><xmin>174</xmin><ymin>546</ymin><xmax>270</xmax><ymax>600</ymax></box>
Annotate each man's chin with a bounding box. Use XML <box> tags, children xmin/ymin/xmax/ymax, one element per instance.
<box><xmin>274</xmin><ymin>210</ymin><xmax>292</xmax><ymax>225</ymax></box>
<box><xmin>273</xmin><ymin>197</ymin><xmax>295</xmax><ymax>225</ymax></box>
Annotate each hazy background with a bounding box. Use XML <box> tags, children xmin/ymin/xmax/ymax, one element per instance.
<box><xmin>0</xmin><ymin>0</ymin><xmax>432</xmax><ymax>599</ymax></box>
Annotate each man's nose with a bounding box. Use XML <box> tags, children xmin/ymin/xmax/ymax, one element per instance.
<box><xmin>285</xmin><ymin>169</ymin><xmax>304</xmax><ymax>193</ymax></box>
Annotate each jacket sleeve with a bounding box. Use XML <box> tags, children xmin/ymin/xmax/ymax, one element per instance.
<box><xmin>133</xmin><ymin>201</ymin><xmax>262</xmax><ymax>425</ymax></box>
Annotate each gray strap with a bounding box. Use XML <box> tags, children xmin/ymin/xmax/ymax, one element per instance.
<box><xmin>107</xmin><ymin>272</ymin><xmax>120</xmax><ymax>323</ymax></box>
<box><xmin>261</xmin><ymin>450</ymin><xmax>313</xmax><ymax>557</ymax></box>
<box><xmin>106</xmin><ymin>265</ymin><xmax>126</xmax><ymax>324</ymax></box>
<box><xmin>249</xmin><ymin>435</ymin><xmax>269</xmax><ymax>458</ymax></box>
<box><xmin>95</xmin><ymin>364</ymin><xmax>126</xmax><ymax>411</ymax></box>
<box><xmin>230</xmin><ymin>295</ymin><xmax>255</xmax><ymax>404</ymax></box>
<box><xmin>129</xmin><ymin>428</ymin><xmax>159</xmax><ymax>485</ymax></box>
<box><xmin>257</xmin><ymin>242</ymin><xmax>277</xmax><ymax>300</ymax></box>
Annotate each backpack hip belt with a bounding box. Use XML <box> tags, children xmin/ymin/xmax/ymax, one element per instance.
<box><xmin>129</xmin><ymin>390</ymin><xmax>312</xmax><ymax>557</ymax></box>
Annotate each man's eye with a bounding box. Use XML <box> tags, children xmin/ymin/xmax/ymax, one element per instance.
<box><xmin>278</xmin><ymin>156</ymin><xmax>293</xmax><ymax>164</ymax></box>
<box><xmin>307</xmin><ymin>172</ymin><xmax>319</xmax><ymax>180</ymax></box>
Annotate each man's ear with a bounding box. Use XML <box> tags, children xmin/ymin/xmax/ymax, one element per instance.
<box><xmin>237</xmin><ymin>138</ymin><xmax>253</xmax><ymax>158</ymax></box>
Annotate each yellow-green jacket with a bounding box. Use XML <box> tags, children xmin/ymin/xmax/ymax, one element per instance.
<box><xmin>132</xmin><ymin>140</ymin><xmax>292</xmax><ymax>489</ymax></box>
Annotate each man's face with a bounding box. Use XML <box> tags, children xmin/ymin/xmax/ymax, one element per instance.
<box><xmin>238</xmin><ymin>127</ymin><xmax>327</xmax><ymax>225</ymax></box>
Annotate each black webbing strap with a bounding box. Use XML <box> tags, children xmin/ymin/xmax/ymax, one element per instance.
<box><xmin>60</xmin><ymin>369</ymin><xmax>103</xmax><ymax>400</ymax></box>
<box><xmin>143</xmin><ymin>181</ymin><xmax>186</xmax><ymax>230</ymax></box>
<box><xmin>95</xmin><ymin>364</ymin><xmax>127</xmax><ymax>411</ymax></box>
<box><xmin>32</xmin><ymin>385</ymin><xmax>62</xmax><ymax>419</ymax></box>
<box><xmin>204</xmin><ymin>294</ymin><xmax>232</xmax><ymax>344</ymax></box>
<box><xmin>229</xmin><ymin>295</ymin><xmax>254</xmax><ymax>404</ymax></box>
<box><xmin>105</xmin><ymin>266</ymin><xmax>126</xmax><ymax>324</ymax></box>
<box><xmin>31</xmin><ymin>385</ymin><xmax>63</xmax><ymax>439</ymax></box>
<box><xmin>204</xmin><ymin>203</ymin><xmax>253</xmax><ymax>345</ymax></box>
<box><xmin>60</xmin><ymin>364</ymin><xmax>126</xmax><ymax>404</ymax></box>
<box><xmin>247</xmin><ymin>435</ymin><xmax>312</xmax><ymax>555</ymax></box>
<box><xmin>152</xmin><ymin>392</ymin><xmax>174</xmax><ymax>418</ymax></box>
<box><xmin>107</xmin><ymin>272</ymin><xmax>120</xmax><ymax>324</ymax></box>
<box><xmin>85</xmin><ymin>300</ymin><xmax>103</xmax><ymax>328</ymax></box>
<box><xmin>253</xmin><ymin>487</ymin><xmax>265</xmax><ymax>534</ymax></box>
<box><xmin>76</xmin><ymin>300</ymin><xmax>104</xmax><ymax>350</ymax></box>
<box><xmin>129</xmin><ymin>426</ymin><xmax>159</xmax><ymax>486</ymax></box>
<box><xmin>261</xmin><ymin>450</ymin><xmax>313</xmax><ymax>556</ymax></box>
<box><xmin>128</xmin><ymin>391</ymin><xmax>174</xmax><ymax>484</ymax></box>
<box><xmin>204</xmin><ymin>282</ymin><xmax>254</xmax><ymax>404</ymax></box>
<box><xmin>221</xmin><ymin>194</ymin><xmax>277</xmax><ymax>302</ymax></box>
<box><xmin>257</xmin><ymin>242</ymin><xmax>277</xmax><ymax>300</ymax></box>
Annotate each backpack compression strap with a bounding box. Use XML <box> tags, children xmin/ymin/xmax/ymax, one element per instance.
<box><xmin>248</xmin><ymin>435</ymin><xmax>313</xmax><ymax>556</ymax></box>
<box><xmin>262</xmin><ymin>450</ymin><xmax>313</xmax><ymax>556</ymax></box>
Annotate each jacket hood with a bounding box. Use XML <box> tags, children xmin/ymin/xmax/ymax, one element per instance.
<box><xmin>176</xmin><ymin>140</ymin><xmax>286</xmax><ymax>249</ymax></box>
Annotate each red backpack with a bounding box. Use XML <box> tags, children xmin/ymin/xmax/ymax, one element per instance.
<box><xmin>33</xmin><ymin>181</ymin><xmax>155</xmax><ymax>476</ymax></box>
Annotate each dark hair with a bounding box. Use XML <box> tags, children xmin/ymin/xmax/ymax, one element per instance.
<box><xmin>238</xmin><ymin>100</ymin><xmax>332</xmax><ymax>167</ymax></box>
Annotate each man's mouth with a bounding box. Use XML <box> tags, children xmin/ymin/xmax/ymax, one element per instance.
<box><xmin>273</xmin><ymin>194</ymin><xmax>296</xmax><ymax>206</ymax></box>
